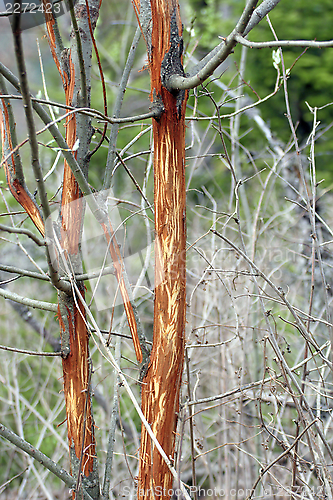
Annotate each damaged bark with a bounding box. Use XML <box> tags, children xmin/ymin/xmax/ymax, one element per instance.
<box><xmin>58</xmin><ymin>290</ymin><xmax>99</xmax><ymax>499</ymax></box>
<box><xmin>43</xmin><ymin>1</ymin><xmax>100</xmax><ymax>497</ymax></box>
<box><xmin>132</xmin><ymin>1</ymin><xmax>188</xmax><ymax>498</ymax></box>
<box><xmin>0</xmin><ymin>74</ymin><xmax>44</xmax><ymax>237</ymax></box>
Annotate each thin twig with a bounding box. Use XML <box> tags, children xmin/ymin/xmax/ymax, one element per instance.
<box><xmin>0</xmin><ymin>345</ymin><xmax>61</xmax><ymax>356</ymax></box>
<box><xmin>11</xmin><ymin>13</ymin><xmax>73</xmax><ymax>294</ymax></box>
<box><xmin>115</xmin><ymin>152</ymin><xmax>152</xmax><ymax>211</ymax></box>
<box><xmin>102</xmin><ymin>350</ymin><xmax>120</xmax><ymax>500</ymax></box>
<box><xmin>188</xmin><ymin>341</ymin><xmax>329</xmax><ymax>407</ymax></box>
<box><xmin>210</xmin><ymin>229</ymin><xmax>332</xmax><ymax>369</ymax></box>
<box><xmin>67</xmin><ymin>0</ymin><xmax>87</xmax><ymax>107</ymax></box>
<box><xmin>103</xmin><ymin>26</ymin><xmax>141</xmax><ymax>190</ymax></box>
<box><xmin>246</xmin><ymin>420</ymin><xmax>318</xmax><ymax>500</ymax></box>
<box><xmin>0</xmin><ymin>287</ymin><xmax>57</xmax><ymax>313</ymax></box>
<box><xmin>185</xmin><ymin>350</ymin><xmax>198</xmax><ymax>500</ymax></box>
<box><xmin>235</xmin><ymin>33</ymin><xmax>333</xmax><ymax>49</ymax></box>
<box><xmin>0</xmin><ymin>94</ymin><xmax>161</xmax><ymax>124</ymax></box>
<box><xmin>84</xmin><ymin>0</ymin><xmax>108</xmax><ymax>157</ymax></box>
<box><xmin>0</xmin><ymin>423</ymin><xmax>93</xmax><ymax>500</ymax></box>
<box><xmin>0</xmin><ymin>223</ymin><xmax>45</xmax><ymax>246</ymax></box>
<box><xmin>243</xmin><ymin>0</ymin><xmax>282</xmax><ymax>36</ymax></box>
<box><xmin>0</xmin><ymin>61</ymin><xmax>95</xmax><ymax>200</ymax></box>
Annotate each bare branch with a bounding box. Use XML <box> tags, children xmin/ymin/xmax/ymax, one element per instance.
<box><xmin>67</xmin><ymin>0</ymin><xmax>88</xmax><ymax>107</ymax></box>
<box><xmin>103</xmin><ymin>26</ymin><xmax>141</xmax><ymax>190</ymax></box>
<box><xmin>168</xmin><ymin>0</ymin><xmax>259</xmax><ymax>91</ymax></box>
<box><xmin>210</xmin><ymin>229</ymin><xmax>332</xmax><ymax>368</ymax></box>
<box><xmin>246</xmin><ymin>419</ymin><xmax>318</xmax><ymax>500</ymax></box>
<box><xmin>0</xmin><ymin>62</ymin><xmax>94</xmax><ymax>200</ymax></box>
<box><xmin>0</xmin><ymin>72</ymin><xmax>44</xmax><ymax>236</ymax></box>
<box><xmin>11</xmin><ymin>9</ymin><xmax>51</xmax><ymax>223</ymax></box>
<box><xmin>188</xmin><ymin>341</ymin><xmax>330</xmax><ymax>407</ymax></box>
<box><xmin>0</xmin><ymin>344</ymin><xmax>61</xmax><ymax>356</ymax></box>
<box><xmin>0</xmin><ymin>423</ymin><xmax>93</xmax><ymax>500</ymax></box>
<box><xmin>0</xmin><ymin>94</ymin><xmax>162</xmax><ymax>124</ymax></box>
<box><xmin>115</xmin><ymin>152</ymin><xmax>153</xmax><ymax>211</ymax></box>
<box><xmin>102</xmin><ymin>340</ymin><xmax>121</xmax><ymax>500</ymax></box>
<box><xmin>169</xmin><ymin>0</ymin><xmax>333</xmax><ymax>91</ymax></box>
<box><xmin>243</xmin><ymin>0</ymin><xmax>282</xmax><ymax>36</ymax></box>
<box><xmin>235</xmin><ymin>33</ymin><xmax>333</xmax><ymax>49</ymax></box>
<box><xmin>0</xmin><ymin>223</ymin><xmax>45</xmax><ymax>246</ymax></box>
<box><xmin>10</xmin><ymin>14</ymin><xmax>74</xmax><ymax>295</ymax></box>
<box><xmin>0</xmin><ymin>287</ymin><xmax>57</xmax><ymax>313</ymax></box>
<box><xmin>6</xmin><ymin>295</ymin><xmax>62</xmax><ymax>351</ymax></box>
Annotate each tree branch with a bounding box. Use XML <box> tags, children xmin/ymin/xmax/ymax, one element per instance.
<box><xmin>0</xmin><ymin>94</ymin><xmax>162</xmax><ymax>124</ymax></box>
<box><xmin>11</xmin><ymin>11</ymin><xmax>73</xmax><ymax>295</ymax></box>
<box><xmin>0</xmin><ymin>344</ymin><xmax>61</xmax><ymax>356</ymax></box>
<box><xmin>11</xmin><ymin>7</ymin><xmax>51</xmax><ymax>224</ymax></box>
<box><xmin>0</xmin><ymin>75</ymin><xmax>28</xmax><ymax>189</ymax></box>
<box><xmin>0</xmin><ymin>264</ymin><xmax>49</xmax><ymax>281</ymax></box>
<box><xmin>167</xmin><ymin>0</ymin><xmax>259</xmax><ymax>91</ymax></box>
<box><xmin>0</xmin><ymin>263</ymin><xmax>115</xmax><ymax>283</ymax></box>
<box><xmin>0</xmin><ymin>62</ymin><xmax>94</xmax><ymax>200</ymax></box>
<box><xmin>210</xmin><ymin>231</ymin><xmax>323</xmax><ymax>354</ymax></box>
<box><xmin>235</xmin><ymin>33</ymin><xmax>333</xmax><ymax>49</ymax></box>
<box><xmin>187</xmin><ymin>341</ymin><xmax>329</xmax><ymax>407</ymax></box>
<box><xmin>235</xmin><ymin>0</ymin><xmax>259</xmax><ymax>33</ymax></box>
<box><xmin>0</xmin><ymin>423</ymin><xmax>93</xmax><ymax>500</ymax></box>
<box><xmin>102</xmin><ymin>340</ymin><xmax>121</xmax><ymax>500</ymax></box>
<box><xmin>246</xmin><ymin>419</ymin><xmax>318</xmax><ymax>500</ymax></box>
<box><xmin>67</xmin><ymin>0</ymin><xmax>88</xmax><ymax>107</ymax></box>
<box><xmin>103</xmin><ymin>26</ymin><xmax>141</xmax><ymax>190</ymax></box>
<box><xmin>0</xmin><ymin>223</ymin><xmax>45</xmax><ymax>246</ymax></box>
<box><xmin>5</xmin><ymin>292</ymin><xmax>62</xmax><ymax>351</ymax></box>
<box><xmin>169</xmin><ymin>0</ymin><xmax>333</xmax><ymax>91</ymax></box>
<box><xmin>0</xmin><ymin>287</ymin><xmax>57</xmax><ymax>313</ymax></box>
<box><xmin>0</xmin><ymin>72</ymin><xmax>44</xmax><ymax>236</ymax></box>
<box><xmin>243</xmin><ymin>0</ymin><xmax>282</xmax><ymax>36</ymax></box>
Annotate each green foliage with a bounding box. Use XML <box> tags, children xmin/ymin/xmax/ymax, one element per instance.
<box><xmin>245</xmin><ymin>1</ymin><xmax>333</xmax><ymax>184</ymax></box>
<box><xmin>186</xmin><ymin>0</ymin><xmax>333</xmax><ymax>187</ymax></box>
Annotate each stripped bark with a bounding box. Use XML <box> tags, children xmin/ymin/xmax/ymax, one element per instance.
<box><xmin>43</xmin><ymin>0</ymin><xmax>145</xmax><ymax>366</ymax></box>
<box><xmin>132</xmin><ymin>1</ymin><xmax>188</xmax><ymax>498</ymax></box>
<box><xmin>101</xmin><ymin>220</ymin><xmax>143</xmax><ymax>363</ymax></box>
<box><xmin>0</xmin><ymin>74</ymin><xmax>44</xmax><ymax>236</ymax></box>
<box><xmin>0</xmin><ymin>7</ymin><xmax>100</xmax><ymax>495</ymax></box>
<box><xmin>43</xmin><ymin>2</ymin><xmax>100</xmax><ymax>497</ymax></box>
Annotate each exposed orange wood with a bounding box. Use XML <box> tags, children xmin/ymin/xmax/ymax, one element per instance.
<box><xmin>139</xmin><ymin>94</ymin><xmax>187</xmax><ymax>500</ymax></box>
<box><xmin>60</xmin><ymin>51</ymin><xmax>83</xmax><ymax>256</ymax></box>
<box><xmin>11</xmin><ymin>179</ymin><xmax>45</xmax><ymax>236</ymax></box>
<box><xmin>0</xmin><ymin>100</ymin><xmax>44</xmax><ymax>236</ymax></box>
<box><xmin>133</xmin><ymin>1</ymin><xmax>188</xmax><ymax>498</ymax></box>
<box><xmin>44</xmin><ymin>4</ymin><xmax>142</xmax><ymax>364</ymax></box>
<box><xmin>101</xmin><ymin>220</ymin><xmax>143</xmax><ymax>363</ymax></box>
<box><xmin>42</xmin><ymin>9</ymin><xmax>97</xmax><ymax>488</ymax></box>
<box><xmin>59</xmin><ymin>51</ymin><xmax>96</xmax><ymax>487</ymax></box>
<box><xmin>42</xmin><ymin>0</ymin><xmax>67</xmax><ymax>85</ymax></box>
<box><xmin>58</xmin><ymin>294</ymin><xmax>95</xmax><ymax>477</ymax></box>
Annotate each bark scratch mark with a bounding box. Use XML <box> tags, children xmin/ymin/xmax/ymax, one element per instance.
<box><xmin>134</xmin><ymin>0</ymin><xmax>188</xmax><ymax>498</ymax></box>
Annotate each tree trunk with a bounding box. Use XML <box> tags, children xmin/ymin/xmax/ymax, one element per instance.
<box><xmin>44</xmin><ymin>2</ymin><xmax>100</xmax><ymax>497</ymax></box>
<box><xmin>132</xmin><ymin>1</ymin><xmax>188</xmax><ymax>498</ymax></box>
